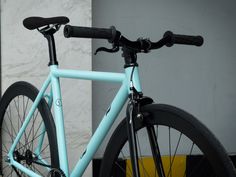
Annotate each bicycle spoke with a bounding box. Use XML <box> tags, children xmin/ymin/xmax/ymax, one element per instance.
<box><xmin>2</xmin><ymin>125</ymin><xmax>25</xmax><ymax>149</ymax></box>
<box><xmin>22</xmin><ymin>96</ymin><xmax>36</xmax><ymax>151</ymax></box>
<box><xmin>168</xmin><ymin>127</ymin><xmax>172</xmax><ymax>177</ymax></box>
<box><xmin>188</xmin><ymin>155</ymin><xmax>211</xmax><ymax>177</ymax></box>
<box><xmin>5</xmin><ymin>167</ymin><xmax>13</xmax><ymax>177</ymax></box>
<box><xmin>114</xmin><ymin>161</ymin><xmax>130</xmax><ymax>176</ymax></box>
<box><xmin>31</xmin><ymin>164</ymin><xmax>44</xmax><ymax>176</ymax></box>
<box><xmin>183</xmin><ymin>142</ymin><xmax>194</xmax><ymax>177</ymax></box>
<box><xmin>25</xmin><ymin>110</ymin><xmax>39</xmax><ymax>151</ymax></box>
<box><xmin>2</xmin><ymin>164</ymin><xmax>11</xmax><ymax>171</ymax></box>
<box><xmin>21</xmin><ymin>97</ymin><xmax>29</xmax><ymax>132</ymax></box>
<box><xmin>15</xmin><ymin>130</ymin><xmax>46</xmax><ymax>152</ymax></box>
<box><xmin>37</xmin><ymin>144</ymin><xmax>49</xmax><ymax>157</ymax></box>
<box><xmin>6</xmin><ymin>109</ymin><xmax>18</xmax><ymax>141</ymax></box>
<box><xmin>136</xmin><ymin>132</ymin><xmax>151</xmax><ymax>177</ymax></box>
<box><xmin>13</xmin><ymin>98</ymin><xmax>22</xmax><ymax>124</ymax></box>
<box><xmin>29</xmin><ymin>120</ymin><xmax>43</xmax><ymax>153</ymax></box>
<box><xmin>12</xmin><ymin>166</ymin><xmax>22</xmax><ymax>177</ymax></box>
<box><xmin>167</xmin><ymin>130</ymin><xmax>182</xmax><ymax>177</ymax></box>
<box><xmin>13</xmin><ymin>98</ymin><xmax>29</xmax><ymax>153</ymax></box>
<box><xmin>31</xmin><ymin>111</ymin><xmax>39</xmax><ymax>152</ymax></box>
<box><xmin>3</xmin><ymin>143</ymin><xmax>10</xmax><ymax>153</ymax></box>
<box><xmin>34</xmin><ymin>119</ymin><xmax>43</xmax><ymax>137</ymax></box>
<box><xmin>38</xmin><ymin>156</ymin><xmax>51</xmax><ymax>160</ymax></box>
<box><xmin>22</xmin><ymin>96</ymin><xmax>30</xmax><ymax>120</ymax></box>
<box><xmin>2</xmin><ymin>127</ymin><xmax>14</xmax><ymax>144</ymax></box>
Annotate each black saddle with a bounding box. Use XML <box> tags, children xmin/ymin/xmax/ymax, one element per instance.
<box><xmin>23</xmin><ymin>16</ymin><xmax>69</xmax><ymax>30</ymax></box>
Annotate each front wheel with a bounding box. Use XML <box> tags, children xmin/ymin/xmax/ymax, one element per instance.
<box><xmin>100</xmin><ymin>104</ymin><xmax>236</xmax><ymax>177</ymax></box>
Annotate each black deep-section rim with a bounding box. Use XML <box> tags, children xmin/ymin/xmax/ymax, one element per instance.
<box><xmin>0</xmin><ymin>81</ymin><xmax>59</xmax><ymax>176</ymax></box>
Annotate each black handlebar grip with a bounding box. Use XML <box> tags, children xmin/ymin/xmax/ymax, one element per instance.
<box><xmin>164</xmin><ymin>31</ymin><xmax>204</xmax><ymax>47</ymax></box>
<box><xmin>64</xmin><ymin>25</ymin><xmax>117</xmax><ymax>42</ymax></box>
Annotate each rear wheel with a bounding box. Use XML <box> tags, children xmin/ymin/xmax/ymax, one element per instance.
<box><xmin>0</xmin><ymin>81</ymin><xmax>59</xmax><ymax>176</ymax></box>
<box><xmin>100</xmin><ymin>104</ymin><xmax>236</xmax><ymax>177</ymax></box>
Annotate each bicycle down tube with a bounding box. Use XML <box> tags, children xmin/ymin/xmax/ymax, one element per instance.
<box><xmin>7</xmin><ymin>64</ymin><xmax>142</xmax><ymax>177</ymax></box>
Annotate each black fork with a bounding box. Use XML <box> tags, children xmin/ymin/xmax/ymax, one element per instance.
<box><xmin>126</xmin><ymin>100</ymin><xmax>141</xmax><ymax>177</ymax></box>
<box><xmin>146</xmin><ymin>125</ymin><xmax>166</xmax><ymax>177</ymax></box>
<box><xmin>126</xmin><ymin>97</ymin><xmax>166</xmax><ymax>177</ymax></box>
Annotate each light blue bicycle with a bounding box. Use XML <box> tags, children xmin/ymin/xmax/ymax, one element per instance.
<box><xmin>0</xmin><ymin>16</ymin><xmax>235</xmax><ymax>177</ymax></box>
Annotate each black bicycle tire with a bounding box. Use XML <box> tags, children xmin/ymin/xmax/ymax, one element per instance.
<box><xmin>99</xmin><ymin>104</ymin><xmax>236</xmax><ymax>177</ymax></box>
<box><xmin>0</xmin><ymin>81</ymin><xmax>59</xmax><ymax>176</ymax></box>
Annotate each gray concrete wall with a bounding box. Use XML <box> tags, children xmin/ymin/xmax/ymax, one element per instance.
<box><xmin>1</xmin><ymin>0</ymin><xmax>92</xmax><ymax>175</ymax></box>
<box><xmin>92</xmin><ymin>0</ymin><xmax>236</xmax><ymax>157</ymax></box>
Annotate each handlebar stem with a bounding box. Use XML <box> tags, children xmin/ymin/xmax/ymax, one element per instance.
<box><xmin>122</xmin><ymin>47</ymin><xmax>138</xmax><ymax>68</ymax></box>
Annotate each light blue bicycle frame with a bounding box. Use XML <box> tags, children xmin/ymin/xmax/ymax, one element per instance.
<box><xmin>7</xmin><ymin>64</ymin><xmax>142</xmax><ymax>177</ymax></box>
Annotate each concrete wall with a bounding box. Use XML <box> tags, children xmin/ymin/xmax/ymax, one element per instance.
<box><xmin>1</xmin><ymin>0</ymin><xmax>91</xmax><ymax>175</ymax></box>
<box><xmin>92</xmin><ymin>0</ymin><xmax>236</xmax><ymax>157</ymax></box>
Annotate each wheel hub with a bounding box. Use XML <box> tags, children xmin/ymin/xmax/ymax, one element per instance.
<box><xmin>25</xmin><ymin>149</ymin><xmax>33</xmax><ymax>165</ymax></box>
<box><xmin>13</xmin><ymin>149</ymin><xmax>35</xmax><ymax>165</ymax></box>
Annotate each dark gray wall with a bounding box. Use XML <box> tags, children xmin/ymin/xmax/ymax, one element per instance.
<box><xmin>92</xmin><ymin>0</ymin><xmax>236</xmax><ymax>157</ymax></box>
<box><xmin>0</xmin><ymin>1</ymin><xmax>1</xmax><ymax>97</ymax></box>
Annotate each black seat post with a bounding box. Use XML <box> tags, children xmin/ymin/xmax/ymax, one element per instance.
<box><xmin>43</xmin><ymin>28</ymin><xmax>59</xmax><ymax>66</ymax></box>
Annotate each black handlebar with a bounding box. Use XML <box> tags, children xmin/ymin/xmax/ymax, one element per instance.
<box><xmin>163</xmin><ymin>31</ymin><xmax>204</xmax><ymax>47</ymax></box>
<box><xmin>63</xmin><ymin>25</ymin><xmax>204</xmax><ymax>53</ymax></box>
<box><xmin>64</xmin><ymin>25</ymin><xmax>118</xmax><ymax>42</ymax></box>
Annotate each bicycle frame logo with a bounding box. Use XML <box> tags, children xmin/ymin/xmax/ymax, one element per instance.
<box><xmin>8</xmin><ymin>64</ymin><xmax>142</xmax><ymax>177</ymax></box>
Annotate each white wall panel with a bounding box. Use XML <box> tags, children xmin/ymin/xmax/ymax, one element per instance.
<box><xmin>1</xmin><ymin>0</ymin><xmax>92</xmax><ymax>175</ymax></box>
